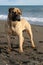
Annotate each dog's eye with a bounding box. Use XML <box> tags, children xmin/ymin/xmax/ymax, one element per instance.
<box><xmin>12</xmin><ymin>12</ymin><xmax>14</xmax><ymax>14</ymax></box>
<box><xmin>12</xmin><ymin>12</ymin><xmax>16</xmax><ymax>15</ymax></box>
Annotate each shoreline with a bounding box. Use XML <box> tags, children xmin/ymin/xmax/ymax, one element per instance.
<box><xmin>0</xmin><ymin>15</ymin><xmax>43</xmax><ymax>26</ymax></box>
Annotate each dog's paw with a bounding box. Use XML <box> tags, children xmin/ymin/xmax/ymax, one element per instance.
<box><xmin>7</xmin><ymin>48</ymin><xmax>12</xmax><ymax>53</ymax></box>
<box><xmin>19</xmin><ymin>49</ymin><xmax>23</xmax><ymax>53</ymax></box>
<box><xmin>32</xmin><ymin>45</ymin><xmax>36</xmax><ymax>48</ymax></box>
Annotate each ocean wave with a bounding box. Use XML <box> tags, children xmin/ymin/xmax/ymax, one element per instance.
<box><xmin>0</xmin><ymin>15</ymin><xmax>7</xmax><ymax>20</ymax></box>
<box><xmin>0</xmin><ymin>15</ymin><xmax>43</xmax><ymax>25</ymax></box>
<box><xmin>21</xmin><ymin>17</ymin><xmax>43</xmax><ymax>22</ymax></box>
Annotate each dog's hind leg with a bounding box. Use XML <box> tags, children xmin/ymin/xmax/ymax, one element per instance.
<box><xmin>26</xmin><ymin>25</ymin><xmax>35</xmax><ymax>48</ymax></box>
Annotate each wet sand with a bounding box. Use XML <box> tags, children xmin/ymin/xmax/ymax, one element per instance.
<box><xmin>0</xmin><ymin>20</ymin><xmax>43</xmax><ymax>65</ymax></box>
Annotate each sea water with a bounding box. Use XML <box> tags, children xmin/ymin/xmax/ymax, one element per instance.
<box><xmin>0</xmin><ymin>5</ymin><xmax>43</xmax><ymax>25</ymax></box>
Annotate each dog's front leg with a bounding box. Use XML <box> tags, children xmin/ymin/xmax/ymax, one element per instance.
<box><xmin>6</xmin><ymin>34</ymin><xmax>11</xmax><ymax>52</ymax></box>
<box><xmin>5</xmin><ymin>23</ymin><xmax>12</xmax><ymax>52</ymax></box>
<box><xmin>19</xmin><ymin>33</ymin><xmax>24</xmax><ymax>53</ymax></box>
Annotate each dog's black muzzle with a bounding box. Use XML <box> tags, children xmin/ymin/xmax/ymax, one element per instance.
<box><xmin>12</xmin><ymin>12</ymin><xmax>20</xmax><ymax>21</ymax></box>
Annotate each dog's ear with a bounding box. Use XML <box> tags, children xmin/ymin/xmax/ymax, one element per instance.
<box><xmin>9</xmin><ymin>8</ymin><xmax>14</xmax><ymax>13</ymax></box>
<box><xmin>20</xmin><ymin>9</ymin><xmax>22</xmax><ymax>15</ymax></box>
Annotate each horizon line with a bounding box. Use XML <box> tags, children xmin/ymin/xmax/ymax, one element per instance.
<box><xmin>0</xmin><ymin>4</ymin><xmax>43</xmax><ymax>6</ymax></box>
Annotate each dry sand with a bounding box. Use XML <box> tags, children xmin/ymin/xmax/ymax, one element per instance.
<box><xmin>0</xmin><ymin>20</ymin><xmax>43</xmax><ymax>65</ymax></box>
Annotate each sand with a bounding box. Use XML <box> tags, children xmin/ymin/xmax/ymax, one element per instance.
<box><xmin>0</xmin><ymin>20</ymin><xmax>43</xmax><ymax>65</ymax></box>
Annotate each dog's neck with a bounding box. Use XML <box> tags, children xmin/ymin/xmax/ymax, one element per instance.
<box><xmin>12</xmin><ymin>15</ymin><xmax>21</xmax><ymax>21</ymax></box>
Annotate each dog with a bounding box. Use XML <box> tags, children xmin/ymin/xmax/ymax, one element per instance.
<box><xmin>6</xmin><ymin>8</ymin><xmax>35</xmax><ymax>53</ymax></box>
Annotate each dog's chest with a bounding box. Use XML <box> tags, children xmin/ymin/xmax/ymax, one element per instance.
<box><xmin>12</xmin><ymin>22</ymin><xmax>22</xmax><ymax>31</ymax></box>
<box><xmin>12</xmin><ymin>22</ymin><xmax>17</xmax><ymax>28</ymax></box>
<box><xmin>13</xmin><ymin>24</ymin><xmax>16</xmax><ymax>27</ymax></box>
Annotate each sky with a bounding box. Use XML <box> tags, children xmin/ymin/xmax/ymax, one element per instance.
<box><xmin>0</xmin><ymin>0</ymin><xmax>43</xmax><ymax>5</ymax></box>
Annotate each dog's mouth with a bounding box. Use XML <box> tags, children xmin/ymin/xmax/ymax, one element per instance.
<box><xmin>12</xmin><ymin>12</ymin><xmax>20</xmax><ymax>21</ymax></box>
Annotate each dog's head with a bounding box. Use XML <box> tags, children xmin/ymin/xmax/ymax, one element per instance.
<box><xmin>8</xmin><ymin>8</ymin><xmax>22</xmax><ymax>21</ymax></box>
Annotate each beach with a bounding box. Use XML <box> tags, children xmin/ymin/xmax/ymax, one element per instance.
<box><xmin>0</xmin><ymin>20</ymin><xmax>43</xmax><ymax>65</ymax></box>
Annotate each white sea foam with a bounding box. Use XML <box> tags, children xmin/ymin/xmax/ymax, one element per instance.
<box><xmin>0</xmin><ymin>15</ymin><xmax>43</xmax><ymax>22</ymax></box>
<box><xmin>21</xmin><ymin>17</ymin><xmax>43</xmax><ymax>25</ymax></box>
<box><xmin>0</xmin><ymin>15</ymin><xmax>7</xmax><ymax>20</ymax></box>
<box><xmin>21</xmin><ymin>17</ymin><xmax>43</xmax><ymax>22</ymax></box>
<box><xmin>0</xmin><ymin>15</ymin><xmax>43</xmax><ymax>25</ymax></box>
